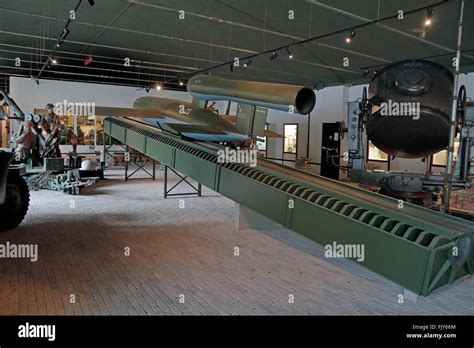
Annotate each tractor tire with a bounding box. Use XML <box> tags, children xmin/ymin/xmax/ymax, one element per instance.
<box><xmin>0</xmin><ymin>175</ymin><xmax>30</xmax><ymax>232</ymax></box>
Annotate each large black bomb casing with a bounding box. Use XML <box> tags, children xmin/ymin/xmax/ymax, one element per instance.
<box><xmin>366</xmin><ymin>60</ymin><xmax>453</xmax><ymax>158</ymax></box>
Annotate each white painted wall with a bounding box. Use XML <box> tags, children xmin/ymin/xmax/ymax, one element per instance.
<box><xmin>265</xmin><ymin>109</ymin><xmax>308</xmax><ymax>160</ymax></box>
<box><xmin>9</xmin><ymin>77</ymin><xmax>191</xmax><ymax>113</ymax></box>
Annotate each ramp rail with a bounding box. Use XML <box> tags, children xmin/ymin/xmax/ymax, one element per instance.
<box><xmin>104</xmin><ymin>117</ymin><xmax>474</xmax><ymax>296</ymax></box>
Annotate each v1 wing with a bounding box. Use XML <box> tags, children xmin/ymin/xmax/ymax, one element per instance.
<box><xmin>221</xmin><ymin>115</ymin><xmax>283</xmax><ymax>138</ymax></box>
<box><xmin>163</xmin><ymin>123</ymin><xmax>227</xmax><ymax>135</ymax></box>
<box><xmin>263</xmin><ymin>129</ymin><xmax>284</xmax><ymax>138</ymax></box>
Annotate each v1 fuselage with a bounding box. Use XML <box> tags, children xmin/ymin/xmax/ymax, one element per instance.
<box><xmin>133</xmin><ymin>97</ymin><xmax>248</xmax><ymax>142</ymax></box>
<box><xmin>96</xmin><ymin>98</ymin><xmax>247</xmax><ymax>142</ymax></box>
<box><xmin>96</xmin><ymin>75</ymin><xmax>317</xmax><ymax>143</ymax></box>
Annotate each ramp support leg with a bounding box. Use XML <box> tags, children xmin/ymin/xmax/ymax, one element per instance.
<box><xmin>163</xmin><ymin>166</ymin><xmax>201</xmax><ymax>198</ymax></box>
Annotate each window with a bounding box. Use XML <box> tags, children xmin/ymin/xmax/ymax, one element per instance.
<box><xmin>58</xmin><ymin>114</ymin><xmax>75</xmax><ymax>145</ymax></box>
<box><xmin>432</xmin><ymin>150</ymin><xmax>448</xmax><ymax>167</ymax></box>
<box><xmin>76</xmin><ymin>115</ymin><xmax>95</xmax><ymax>145</ymax></box>
<box><xmin>283</xmin><ymin>124</ymin><xmax>298</xmax><ymax>154</ymax></box>
<box><xmin>256</xmin><ymin>124</ymin><xmax>268</xmax><ymax>152</ymax></box>
<box><xmin>257</xmin><ymin>138</ymin><xmax>267</xmax><ymax>151</ymax></box>
<box><xmin>0</xmin><ymin>120</ymin><xmax>8</xmax><ymax>148</ymax></box>
<box><xmin>95</xmin><ymin>116</ymin><xmax>108</xmax><ymax>145</ymax></box>
<box><xmin>34</xmin><ymin>108</ymin><xmax>110</xmax><ymax>147</ymax></box>
<box><xmin>367</xmin><ymin>140</ymin><xmax>389</xmax><ymax>162</ymax></box>
<box><xmin>431</xmin><ymin>139</ymin><xmax>460</xmax><ymax>167</ymax></box>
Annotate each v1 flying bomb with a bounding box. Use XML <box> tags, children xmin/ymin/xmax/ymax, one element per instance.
<box><xmin>96</xmin><ymin>75</ymin><xmax>316</xmax><ymax>142</ymax></box>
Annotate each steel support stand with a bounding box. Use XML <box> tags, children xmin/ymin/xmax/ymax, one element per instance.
<box><xmin>163</xmin><ymin>165</ymin><xmax>202</xmax><ymax>198</ymax></box>
<box><xmin>101</xmin><ymin>133</ymin><xmax>155</xmax><ymax>181</ymax></box>
<box><xmin>102</xmin><ymin>143</ymin><xmax>127</xmax><ymax>170</ymax></box>
<box><xmin>125</xmin><ymin>154</ymin><xmax>156</xmax><ymax>181</ymax></box>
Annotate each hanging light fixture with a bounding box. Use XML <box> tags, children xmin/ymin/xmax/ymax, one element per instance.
<box><xmin>345</xmin><ymin>29</ymin><xmax>356</xmax><ymax>43</ymax></box>
<box><xmin>425</xmin><ymin>7</ymin><xmax>434</xmax><ymax>26</ymax></box>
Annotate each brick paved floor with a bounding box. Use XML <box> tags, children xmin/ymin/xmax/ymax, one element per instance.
<box><xmin>0</xmin><ymin>168</ymin><xmax>472</xmax><ymax>315</ymax></box>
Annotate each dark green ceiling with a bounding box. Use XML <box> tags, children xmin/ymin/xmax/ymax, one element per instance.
<box><xmin>0</xmin><ymin>0</ymin><xmax>473</xmax><ymax>89</ymax></box>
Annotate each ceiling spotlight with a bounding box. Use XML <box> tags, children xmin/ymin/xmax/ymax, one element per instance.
<box><xmin>48</xmin><ymin>55</ymin><xmax>58</xmax><ymax>65</ymax></box>
<box><xmin>345</xmin><ymin>29</ymin><xmax>356</xmax><ymax>43</ymax></box>
<box><xmin>373</xmin><ymin>69</ymin><xmax>378</xmax><ymax>75</ymax></box>
<box><xmin>60</xmin><ymin>28</ymin><xmax>70</xmax><ymax>40</ymax></box>
<box><xmin>243</xmin><ymin>59</ymin><xmax>252</xmax><ymax>67</ymax></box>
<box><xmin>287</xmin><ymin>47</ymin><xmax>293</xmax><ymax>59</ymax></box>
<box><xmin>179</xmin><ymin>80</ymin><xmax>184</xmax><ymax>86</ymax></box>
<box><xmin>363</xmin><ymin>68</ymin><xmax>370</xmax><ymax>76</ymax></box>
<box><xmin>156</xmin><ymin>84</ymin><xmax>162</xmax><ymax>90</ymax></box>
<box><xmin>425</xmin><ymin>8</ymin><xmax>433</xmax><ymax>26</ymax></box>
<box><xmin>57</xmin><ymin>28</ymin><xmax>70</xmax><ymax>47</ymax></box>
<box><xmin>270</xmin><ymin>51</ymin><xmax>279</xmax><ymax>60</ymax></box>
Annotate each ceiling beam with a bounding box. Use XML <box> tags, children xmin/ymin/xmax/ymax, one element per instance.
<box><xmin>0</xmin><ymin>31</ymin><xmax>332</xmax><ymax>84</ymax></box>
<box><xmin>128</xmin><ymin>0</ymin><xmax>392</xmax><ymax>64</ymax></box>
<box><xmin>0</xmin><ymin>7</ymin><xmax>256</xmax><ymax>55</ymax></box>
<box><xmin>0</xmin><ymin>30</ymin><xmax>357</xmax><ymax>80</ymax></box>
<box><xmin>306</xmin><ymin>0</ymin><xmax>474</xmax><ymax>60</ymax></box>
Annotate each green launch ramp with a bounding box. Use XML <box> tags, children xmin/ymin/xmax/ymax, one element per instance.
<box><xmin>104</xmin><ymin>117</ymin><xmax>474</xmax><ymax>296</ymax></box>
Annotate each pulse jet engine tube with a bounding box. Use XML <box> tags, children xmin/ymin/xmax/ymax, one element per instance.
<box><xmin>187</xmin><ymin>75</ymin><xmax>316</xmax><ymax>115</ymax></box>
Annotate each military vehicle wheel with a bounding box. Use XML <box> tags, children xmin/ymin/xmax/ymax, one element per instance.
<box><xmin>0</xmin><ymin>175</ymin><xmax>30</xmax><ymax>232</ymax></box>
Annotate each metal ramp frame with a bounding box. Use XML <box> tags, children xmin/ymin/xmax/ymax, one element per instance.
<box><xmin>104</xmin><ymin>117</ymin><xmax>474</xmax><ymax>296</ymax></box>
